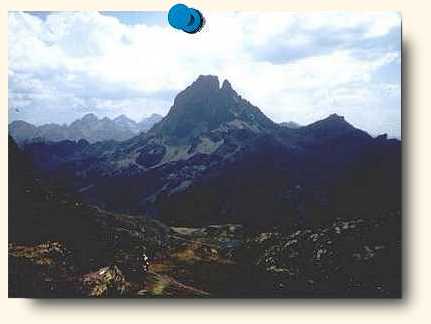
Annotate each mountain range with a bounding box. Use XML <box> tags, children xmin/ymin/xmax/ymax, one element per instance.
<box><xmin>17</xmin><ymin>75</ymin><xmax>400</xmax><ymax>227</ymax></box>
<box><xmin>9</xmin><ymin>113</ymin><xmax>163</xmax><ymax>144</ymax></box>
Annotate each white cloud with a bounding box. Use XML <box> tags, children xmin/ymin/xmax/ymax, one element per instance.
<box><xmin>8</xmin><ymin>11</ymin><xmax>401</xmax><ymax>137</ymax></box>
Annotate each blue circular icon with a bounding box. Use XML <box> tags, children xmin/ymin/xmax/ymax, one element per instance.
<box><xmin>168</xmin><ymin>3</ymin><xmax>204</xmax><ymax>34</ymax></box>
<box><xmin>168</xmin><ymin>4</ymin><xmax>191</xmax><ymax>30</ymax></box>
<box><xmin>182</xmin><ymin>8</ymin><xmax>203</xmax><ymax>33</ymax></box>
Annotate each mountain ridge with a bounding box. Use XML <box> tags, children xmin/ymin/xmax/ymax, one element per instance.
<box><xmin>9</xmin><ymin>113</ymin><xmax>163</xmax><ymax>144</ymax></box>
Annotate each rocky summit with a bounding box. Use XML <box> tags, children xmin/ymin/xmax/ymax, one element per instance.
<box><xmin>150</xmin><ymin>75</ymin><xmax>276</xmax><ymax>142</ymax></box>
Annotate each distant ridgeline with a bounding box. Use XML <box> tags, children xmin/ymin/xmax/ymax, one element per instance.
<box><xmin>9</xmin><ymin>113</ymin><xmax>163</xmax><ymax>144</ymax></box>
<box><xmin>14</xmin><ymin>75</ymin><xmax>401</xmax><ymax>228</ymax></box>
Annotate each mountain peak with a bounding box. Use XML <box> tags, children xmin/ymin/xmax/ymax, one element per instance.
<box><xmin>303</xmin><ymin>113</ymin><xmax>372</xmax><ymax>140</ymax></box>
<box><xmin>114</xmin><ymin>114</ymin><xmax>136</xmax><ymax>126</ymax></box>
<box><xmin>306</xmin><ymin>113</ymin><xmax>351</xmax><ymax>129</ymax></box>
<box><xmin>9</xmin><ymin>120</ymin><xmax>34</xmax><ymax>127</ymax></box>
<box><xmin>193</xmin><ymin>75</ymin><xmax>220</xmax><ymax>90</ymax></box>
<box><xmin>114</xmin><ymin>114</ymin><xmax>130</xmax><ymax>121</ymax></box>
<box><xmin>139</xmin><ymin>113</ymin><xmax>164</xmax><ymax>132</ymax></box>
<box><xmin>221</xmin><ymin>79</ymin><xmax>238</xmax><ymax>96</ymax></box>
<box><xmin>221</xmin><ymin>79</ymin><xmax>232</xmax><ymax>90</ymax></box>
<box><xmin>150</xmin><ymin>75</ymin><xmax>276</xmax><ymax>142</ymax></box>
<box><xmin>327</xmin><ymin>113</ymin><xmax>345</xmax><ymax>121</ymax></box>
<box><xmin>81</xmin><ymin>113</ymin><xmax>98</xmax><ymax>122</ymax></box>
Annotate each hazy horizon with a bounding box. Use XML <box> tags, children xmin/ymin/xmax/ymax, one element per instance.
<box><xmin>8</xmin><ymin>11</ymin><xmax>401</xmax><ymax>137</ymax></box>
<box><xmin>10</xmin><ymin>111</ymin><xmax>164</xmax><ymax>126</ymax></box>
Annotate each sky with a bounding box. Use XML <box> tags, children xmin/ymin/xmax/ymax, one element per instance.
<box><xmin>8</xmin><ymin>11</ymin><xmax>401</xmax><ymax>137</ymax></box>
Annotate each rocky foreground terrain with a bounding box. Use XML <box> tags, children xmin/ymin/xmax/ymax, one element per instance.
<box><xmin>9</xmin><ymin>213</ymin><xmax>400</xmax><ymax>297</ymax></box>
